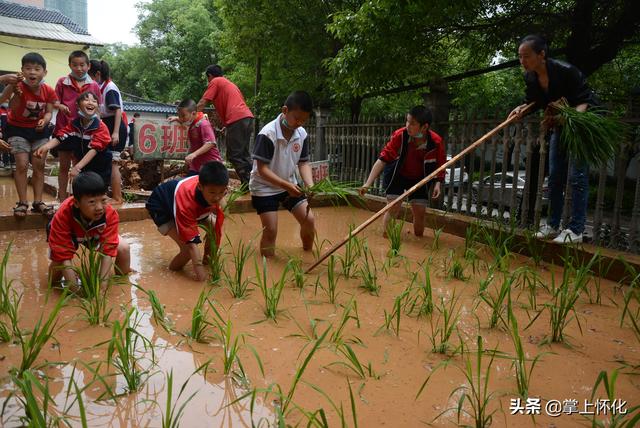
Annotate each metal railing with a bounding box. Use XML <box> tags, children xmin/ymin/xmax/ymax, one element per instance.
<box><xmin>313</xmin><ymin>106</ymin><xmax>640</xmax><ymax>253</ymax></box>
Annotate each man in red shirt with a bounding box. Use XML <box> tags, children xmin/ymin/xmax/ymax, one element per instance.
<box><xmin>197</xmin><ymin>65</ymin><xmax>254</xmax><ymax>187</ymax></box>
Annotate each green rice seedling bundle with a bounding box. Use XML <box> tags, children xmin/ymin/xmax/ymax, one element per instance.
<box><xmin>255</xmin><ymin>257</ymin><xmax>289</xmax><ymax>321</ymax></box>
<box><xmin>357</xmin><ymin>244</ymin><xmax>380</xmax><ymax>295</ymax></box>
<box><xmin>224</xmin><ymin>238</ymin><xmax>255</xmax><ymax>298</ymax></box>
<box><xmin>403</xmin><ymin>262</ymin><xmax>434</xmax><ymax>317</ymax></box>
<box><xmin>302</xmin><ymin>178</ymin><xmax>362</xmax><ymax>207</ymax></box>
<box><xmin>103</xmin><ymin>308</ymin><xmax>154</xmax><ymax>394</ymax></box>
<box><xmin>479</xmin><ymin>274</ymin><xmax>513</xmax><ymax>329</ymax></box>
<box><xmin>550</xmin><ymin>99</ymin><xmax>627</xmax><ymax>167</ymax></box>
<box><xmin>430</xmin><ymin>294</ymin><xmax>462</xmax><ymax>355</ymax></box>
<box><xmin>386</xmin><ymin>219</ymin><xmax>403</xmax><ymax>258</ymax></box>
<box><xmin>15</xmin><ymin>293</ymin><xmax>67</xmax><ymax>375</ymax></box>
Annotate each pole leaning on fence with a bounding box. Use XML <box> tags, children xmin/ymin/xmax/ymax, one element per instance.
<box><xmin>304</xmin><ymin>103</ymin><xmax>535</xmax><ymax>274</ymax></box>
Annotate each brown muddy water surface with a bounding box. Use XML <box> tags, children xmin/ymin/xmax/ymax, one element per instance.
<box><xmin>0</xmin><ymin>206</ymin><xmax>638</xmax><ymax>427</ymax></box>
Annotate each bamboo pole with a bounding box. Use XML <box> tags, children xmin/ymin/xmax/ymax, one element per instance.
<box><xmin>305</xmin><ymin>104</ymin><xmax>534</xmax><ymax>273</ymax></box>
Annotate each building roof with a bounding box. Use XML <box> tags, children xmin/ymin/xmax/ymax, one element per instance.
<box><xmin>123</xmin><ymin>101</ymin><xmax>177</xmax><ymax>115</ymax></box>
<box><xmin>0</xmin><ymin>1</ymin><xmax>101</xmax><ymax>45</ymax></box>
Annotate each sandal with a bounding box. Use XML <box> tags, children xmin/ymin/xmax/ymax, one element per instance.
<box><xmin>32</xmin><ymin>201</ymin><xmax>56</xmax><ymax>218</ymax></box>
<box><xmin>13</xmin><ymin>201</ymin><xmax>29</xmax><ymax>218</ymax></box>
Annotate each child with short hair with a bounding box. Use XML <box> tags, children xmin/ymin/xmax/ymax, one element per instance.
<box><xmin>249</xmin><ymin>90</ymin><xmax>316</xmax><ymax>257</ymax></box>
<box><xmin>0</xmin><ymin>52</ymin><xmax>58</xmax><ymax>218</ymax></box>
<box><xmin>46</xmin><ymin>172</ymin><xmax>130</xmax><ymax>289</ymax></box>
<box><xmin>35</xmin><ymin>92</ymin><xmax>112</xmax><ymax>185</ymax></box>
<box><xmin>360</xmin><ymin>105</ymin><xmax>445</xmax><ymax>237</ymax></box>
<box><xmin>54</xmin><ymin>50</ymin><xmax>102</xmax><ymax>201</ymax></box>
<box><xmin>88</xmin><ymin>59</ymin><xmax>128</xmax><ymax>204</ymax></box>
<box><xmin>169</xmin><ymin>98</ymin><xmax>222</xmax><ymax>175</ymax></box>
<box><xmin>145</xmin><ymin>161</ymin><xmax>229</xmax><ymax>281</ymax></box>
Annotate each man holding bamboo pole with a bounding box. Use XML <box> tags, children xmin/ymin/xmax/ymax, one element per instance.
<box><xmin>509</xmin><ymin>35</ymin><xmax>598</xmax><ymax>244</ymax></box>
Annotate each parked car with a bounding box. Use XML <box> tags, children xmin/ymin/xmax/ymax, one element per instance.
<box><xmin>444</xmin><ymin>155</ymin><xmax>469</xmax><ymax>188</ymax></box>
<box><xmin>471</xmin><ymin>171</ymin><xmax>548</xmax><ymax>208</ymax></box>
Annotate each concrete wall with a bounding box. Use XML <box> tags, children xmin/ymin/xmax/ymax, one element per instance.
<box><xmin>0</xmin><ymin>35</ymin><xmax>90</xmax><ymax>84</ymax></box>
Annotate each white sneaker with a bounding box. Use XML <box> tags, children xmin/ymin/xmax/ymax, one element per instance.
<box><xmin>535</xmin><ymin>224</ymin><xmax>559</xmax><ymax>239</ymax></box>
<box><xmin>553</xmin><ymin>229</ymin><xmax>583</xmax><ymax>244</ymax></box>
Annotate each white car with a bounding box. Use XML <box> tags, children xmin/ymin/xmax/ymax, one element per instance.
<box><xmin>444</xmin><ymin>155</ymin><xmax>468</xmax><ymax>187</ymax></box>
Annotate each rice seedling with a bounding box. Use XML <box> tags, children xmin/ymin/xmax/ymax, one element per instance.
<box><xmin>403</xmin><ymin>262</ymin><xmax>434</xmax><ymax>317</ymax></box>
<box><xmin>588</xmin><ymin>369</ymin><xmax>640</xmax><ymax>427</ymax></box>
<box><xmin>302</xmin><ymin>178</ymin><xmax>362</xmax><ymax>208</ymax></box>
<box><xmin>73</xmin><ymin>244</ymin><xmax>112</xmax><ymax>326</ymax></box>
<box><xmin>479</xmin><ymin>274</ymin><xmax>513</xmax><ymax>329</ymax></box>
<box><xmin>620</xmin><ymin>286</ymin><xmax>640</xmax><ymax>340</ymax></box>
<box><xmin>303</xmin><ymin>379</ymin><xmax>359</xmax><ymax>428</ymax></box>
<box><xmin>224</xmin><ymin>238</ymin><xmax>255</xmax><ymax>298</ymax></box>
<box><xmin>551</xmin><ymin>99</ymin><xmax>628</xmax><ymax>167</ymax></box>
<box><xmin>161</xmin><ymin>369</ymin><xmax>199</xmax><ymax>428</ymax></box>
<box><xmin>320</xmin><ymin>255</ymin><xmax>340</xmax><ymax>304</ymax></box>
<box><xmin>357</xmin><ymin>244</ymin><xmax>380</xmax><ymax>296</ymax></box>
<box><xmin>326</xmin><ymin>342</ymin><xmax>379</xmax><ymax>379</ymax></box>
<box><xmin>445</xmin><ymin>250</ymin><xmax>468</xmax><ymax>281</ymax></box>
<box><xmin>480</xmin><ymin>222</ymin><xmax>516</xmax><ymax>272</ymax></box>
<box><xmin>15</xmin><ymin>292</ymin><xmax>67</xmax><ymax>376</ymax></box>
<box><xmin>8</xmin><ymin>369</ymin><xmax>66</xmax><ymax>427</ymax></box>
<box><xmin>377</xmin><ymin>290</ymin><xmax>407</xmax><ymax>337</ymax></box>
<box><xmin>0</xmin><ymin>241</ymin><xmax>16</xmax><ymax>314</ymax></box>
<box><xmin>199</xmin><ymin>222</ymin><xmax>224</xmax><ymax>286</ymax></box>
<box><xmin>431</xmin><ymin>227</ymin><xmax>443</xmax><ymax>251</ymax></box>
<box><xmin>287</xmin><ymin>257</ymin><xmax>306</xmax><ymax>289</ymax></box>
<box><xmin>255</xmin><ymin>256</ymin><xmax>289</xmax><ymax>321</ymax></box>
<box><xmin>430</xmin><ymin>294</ymin><xmax>462</xmax><ymax>355</ymax></box>
<box><xmin>338</xmin><ymin>225</ymin><xmax>362</xmax><ymax>278</ymax></box>
<box><xmin>386</xmin><ymin>218</ymin><xmax>403</xmax><ymax>258</ymax></box>
<box><xmin>221</xmin><ymin>186</ymin><xmax>247</xmax><ymax>215</ymax></box>
<box><xmin>137</xmin><ymin>285</ymin><xmax>173</xmax><ymax>333</ymax></box>
<box><xmin>103</xmin><ymin>307</ymin><xmax>155</xmax><ymax>394</ymax></box>
<box><xmin>418</xmin><ymin>336</ymin><xmax>500</xmax><ymax>427</ymax></box>
<box><xmin>213</xmin><ymin>316</ymin><xmax>264</xmax><ymax>381</ymax></box>
<box><xmin>511</xmin><ymin>266</ymin><xmax>544</xmax><ymax>310</ymax></box>
<box><xmin>0</xmin><ymin>283</ymin><xmax>20</xmax><ymax>343</ymax></box>
<box><xmin>188</xmin><ymin>288</ymin><xmax>218</xmax><ymax>342</ymax></box>
<box><xmin>509</xmin><ymin>311</ymin><xmax>547</xmax><ymax>398</ymax></box>
<box><xmin>330</xmin><ymin>298</ymin><xmax>361</xmax><ymax>346</ymax></box>
<box><xmin>520</xmin><ymin>228</ymin><xmax>545</xmax><ymax>267</ymax></box>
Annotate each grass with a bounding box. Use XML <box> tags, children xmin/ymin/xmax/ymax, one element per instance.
<box><xmin>74</xmin><ymin>245</ymin><xmax>112</xmax><ymax>326</ymax></box>
<box><xmin>188</xmin><ymin>288</ymin><xmax>218</xmax><ymax>342</ymax></box>
<box><xmin>338</xmin><ymin>225</ymin><xmax>362</xmax><ymax>278</ymax></box>
<box><xmin>357</xmin><ymin>244</ymin><xmax>380</xmax><ymax>296</ymax></box>
<box><xmin>103</xmin><ymin>307</ymin><xmax>154</xmax><ymax>394</ymax></box>
<box><xmin>199</xmin><ymin>222</ymin><xmax>224</xmax><ymax>286</ymax></box>
<box><xmin>479</xmin><ymin>273</ymin><xmax>513</xmax><ymax>329</ymax></box>
<box><xmin>445</xmin><ymin>250</ymin><xmax>468</xmax><ymax>281</ymax></box>
<box><xmin>224</xmin><ymin>238</ymin><xmax>255</xmax><ymax>298</ymax></box>
<box><xmin>287</xmin><ymin>257</ymin><xmax>306</xmax><ymax>289</ymax></box>
<box><xmin>386</xmin><ymin>218</ymin><xmax>403</xmax><ymax>258</ymax></box>
<box><xmin>509</xmin><ymin>311</ymin><xmax>546</xmax><ymax>398</ymax></box>
<box><xmin>321</xmin><ymin>255</ymin><xmax>340</xmax><ymax>304</ymax></box>
<box><xmin>430</xmin><ymin>294</ymin><xmax>462</xmax><ymax>355</ymax></box>
<box><xmin>256</xmin><ymin>256</ymin><xmax>289</xmax><ymax>321</ymax></box>
<box><xmin>15</xmin><ymin>292</ymin><xmax>67</xmax><ymax>376</ymax></box>
<box><xmin>327</xmin><ymin>342</ymin><xmax>378</xmax><ymax>379</ymax></box>
<box><xmin>403</xmin><ymin>262</ymin><xmax>434</xmax><ymax>317</ymax></box>
<box><xmin>418</xmin><ymin>336</ymin><xmax>501</xmax><ymax>427</ymax></box>
<box><xmin>588</xmin><ymin>369</ymin><xmax>640</xmax><ymax>427</ymax></box>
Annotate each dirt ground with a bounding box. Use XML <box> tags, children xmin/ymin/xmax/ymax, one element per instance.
<box><xmin>0</xmin><ymin>206</ymin><xmax>638</xmax><ymax>427</ymax></box>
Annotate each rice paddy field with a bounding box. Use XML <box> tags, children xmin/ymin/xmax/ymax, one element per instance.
<box><xmin>0</xmin><ymin>205</ymin><xmax>638</xmax><ymax>427</ymax></box>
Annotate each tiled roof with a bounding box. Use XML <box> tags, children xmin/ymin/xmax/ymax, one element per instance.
<box><xmin>0</xmin><ymin>16</ymin><xmax>101</xmax><ymax>44</ymax></box>
<box><xmin>123</xmin><ymin>101</ymin><xmax>177</xmax><ymax>115</ymax></box>
<box><xmin>0</xmin><ymin>1</ymin><xmax>89</xmax><ymax>34</ymax></box>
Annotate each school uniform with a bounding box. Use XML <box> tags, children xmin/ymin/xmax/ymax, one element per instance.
<box><xmin>379</xmin><ymin>128</ymin><xmax>446</xmax><ymax>205</ymax></box>
<box><xmin>47</xmin><ymin>196</ymin><xmax>119</xmax><ymax>261</ymax></box>
<box><xmin>99</xmin><ymin>79</ymin><xmax>128</xmax><ymax>154</ymax></box>
<box><xmin>186</xmin><ymin>112</ymin><xmax>222</xmax><ymax>174</ymax></box>
<box><xmin>5</xmin><ymin>81</ymin><xmax>57</xmax><ymax>153</ymax></box>
<box><xmin>145</xmin><ymin>175</ymin><xmax>225</xmax><ymax>245</ymax></box>
<box><xmin>249</xmin><ymin>114</ymin><xmax>309</xmax><ymax>214</ymax></box>
<box><xmin>56</xmin><ymin>117</ymin><xmax>113</xmax><ymax>185</ymax></box>
<box><xmin>54</xmin><ymin>75</ymin><xmax>102</xmax><ymax>150</ymax></box>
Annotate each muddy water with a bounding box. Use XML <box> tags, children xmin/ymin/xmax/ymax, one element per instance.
<box><xmin>0</xmin><ymin>176</ymin><xmax>55</xmax><ymax>214</ymax></box>
<box><xmin>0</xmin><ymin>206</ymin><xmax>638</xmax><ymax>427</ymax></box>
